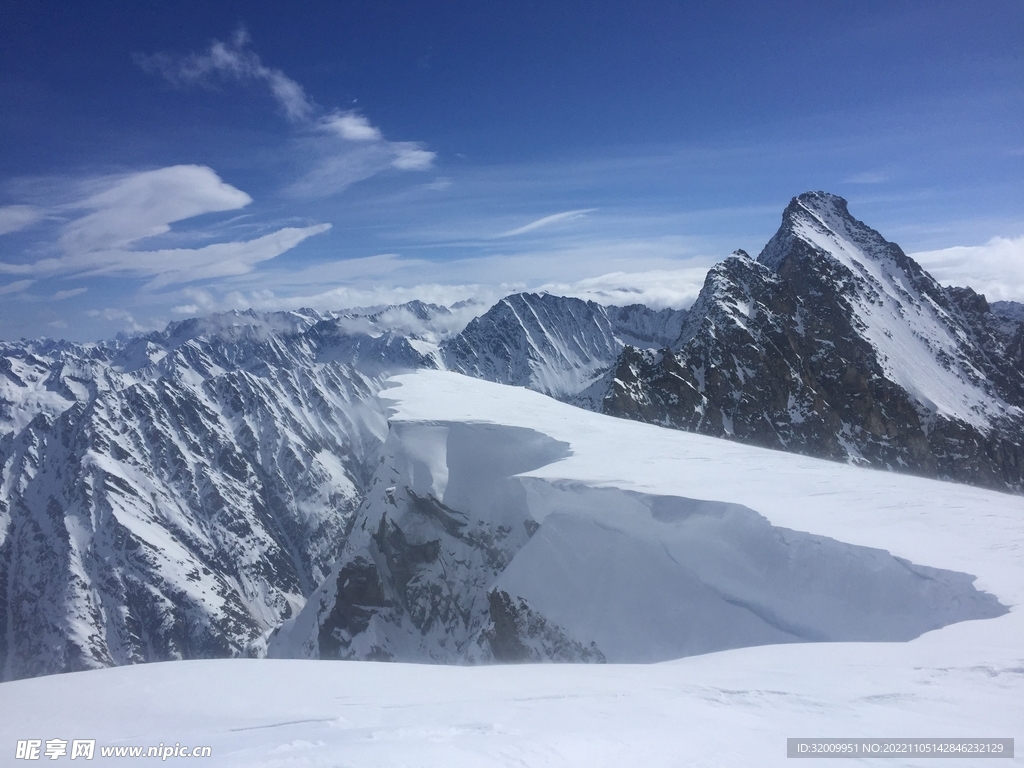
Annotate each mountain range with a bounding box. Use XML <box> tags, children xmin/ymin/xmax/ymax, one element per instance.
<box><xmin>2</xmin><ymin>192</ymin><xmax>1021</xmax><ymax>679</ymax></box>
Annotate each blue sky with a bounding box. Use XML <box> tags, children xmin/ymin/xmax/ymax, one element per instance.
<box><xmin>1</xmin><ymin>0</ymin><xmax>1022</xmax><ymax>340</ymax></box>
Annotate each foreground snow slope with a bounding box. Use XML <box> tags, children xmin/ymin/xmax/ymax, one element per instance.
<box><xmin>2</xmin><ymin>370</ymin><xmax>1021</xmax><ymax>766</ymax></box>
<box><xmin>0</xmin><ymin>647</ymin><xmax>1021</xmax><ymax>768</ymax></box>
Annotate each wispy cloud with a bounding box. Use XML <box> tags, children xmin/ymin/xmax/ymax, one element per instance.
<box><xmin>536</xmin><ymin>267</ymin><xmax>711</xmax><ymax>309</ymax></box>
<box><xmin>58</xmin><ymin>165</ymin><xmax>251</xmax><ymax>253</ymax></box>
<box><xmin>139</xmin><ymin>32</ymin><xmax>436</xmax><ymax>198</ymax></box>
<box><xmin>911</xmin><ymin>235</ymin><xmax>1024</xmax><ymax>301</ymax></box>
<box><xmin>150</xmin><ymin>232</ymin><xmax>714</xmax><ymax>327</ymax></box>
<box><xmin>86</xmin><ymin>307</ymin><xmax>151</xmax><ymax>333</ymax></box>
<box><xmin>134</xmin><ymin>224</ymin><xmax>332</xmax><ymax>288</ymax></box>
<box><xmin>392</xmin><ymin>146</ymin><xmax>436</xmax><ymax>171</ymax></box>
<box><xmin>319</xmin><ymin>112</ymin><xmax>383</xmax><ymax>142</ymax></box>
<box><xmin>496</xmin><ymin>209</ymin><xmax>597</xmax><ymax>237</ymax></box>
<box><xmin>0</xmin><ymin>165</ymin><xmax>331</xmax><ymax>287</ymax></box>
<box><xmin>0</xmin><ymin>279</ymin><xmax>35</xmax><ymax>296</ymax></box>
<box><xmin>0</xmin><ymin>205</ymin><xmax>45</xmax><ymax>236</ymax></box>
<box><xmin>288</xmin><ymin>126</ymin><xmax>436</xmax><ymax>198</ymax></box>
<box><xmin>137</xmin><ymin>27</ymin><xmax>315</xmax><ymax>122</ymax></box>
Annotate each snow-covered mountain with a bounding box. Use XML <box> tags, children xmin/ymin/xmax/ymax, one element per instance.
<box><xmin>0</xmin><ymin>304</ymin><xmax>463</xmax><ymax>681</ymax></box>
<box><xmin>270</xmin><ymin>370</ymin><xmax>1009</xmax><ymax>665</ymax></box>
<box><xmin>605</xmin><ymin>192</ymin><xmax>1024</xmax><ymax>492</ymax></box>
<box><xmin>442</xmin><ymin>293</ymin><xmax>686</xmax><ymax>406</ymax></box>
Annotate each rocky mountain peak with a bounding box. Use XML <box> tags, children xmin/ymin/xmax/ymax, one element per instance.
<box><xmin>605</xmin><ymin>192</ymin><xmax>1024</xmax><ymax>492</ymax></box>
<box><xmin>759</xmin><ymin>191</ymin><xmax>893</xmax><ymax>274</ymax></box>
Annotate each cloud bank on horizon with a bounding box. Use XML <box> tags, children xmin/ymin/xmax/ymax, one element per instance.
<box><xmin>0</xmin><ymin>5</ymin><xmax>1021</xmax><ymax>340</ymax></box>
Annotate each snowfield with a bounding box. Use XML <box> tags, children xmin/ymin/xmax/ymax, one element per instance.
<box><xmin>2</xmin><ymin>370</ymin><xmax>1022</xmax><ymax>766</ymax></box>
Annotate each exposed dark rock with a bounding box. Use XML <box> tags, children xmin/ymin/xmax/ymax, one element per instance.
<box><xmin>480</xmin><ymin>589</ymin><xmax>605</xmax><ymax>663</ymax></box>
<box><xmin>317</xmin><ymin>556</ymin><xmax>391</xmax><ymax>660</ymax></box>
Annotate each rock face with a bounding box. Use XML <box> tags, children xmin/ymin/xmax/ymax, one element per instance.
<box><xmin>0</xmin><ymin>295</ymin><xmax>685</xmax><ymax>680</ymax></box>
<box><xmin>604</xmin><ymin>192</ymin><xmax>1024</xmax><ymax>492</ymax></box>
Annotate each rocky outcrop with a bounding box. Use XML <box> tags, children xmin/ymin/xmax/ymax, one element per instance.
<box><xmin>478</xmin><ymin>590</ymin><xmax>606</xmax><ymax>663</ymax></box>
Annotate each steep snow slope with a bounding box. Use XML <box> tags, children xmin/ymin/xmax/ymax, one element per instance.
<box><xmin>273</xmin><ymin>371</ymin><xmax>1018</xmax><ymax>667</ymax></box>
<box><xmin>4</xmin><ymin>370</ymin><xmax>1020</xmax><ymax>767</ymax></box>
<box><xmin>1</xmin><ymin>295</ymin><xmax>690</xmax><ymax>681</ymax></box>
<box><xmin>606</xmin><ymin>193</ymin><xmax>1024</xmax><ymax>491</ymax></box>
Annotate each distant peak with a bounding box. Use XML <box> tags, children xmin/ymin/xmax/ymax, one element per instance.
<box><xmin>731</xmin><ymin>249</ymin><xmax>751</xmax><ymax>259</ymax></box>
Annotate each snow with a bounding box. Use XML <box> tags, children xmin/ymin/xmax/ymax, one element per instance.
<box><xmin>0</xmin><ymin>353</ymin><xmax>77</xmax><ymax>436</ymax></box>
<box><xmin>788</xmin><ymin>197</ymin><xmax>1015</xmax><ymax>429</ymax></box>
<box><xmin>0</xmin><ymin>325</ymin><xmax>392</xmax><ymax>678</ymax></box>
<box><xmin>0</xmin><ymin>649</ymin><xmax>1020</xmax><ymax>767</ymax></box>
<box><xmin>2</xmin><ymin>370</ymin><xmax>1022</xmax><ymax>766</ymax></box>
<box><xmin>377</xmin><ymin>371</ymin><xmax>1023</xmax><ymax>605</ymax></box>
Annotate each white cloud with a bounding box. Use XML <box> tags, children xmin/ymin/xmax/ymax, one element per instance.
<box><xmin>0</xmin><ymin>205</ymin><xmax>44</xmax><ymax>235</ymax></box>
<box><xmin>138</xmin><ymin>28</ymin><xmax>315</xmax><ymax>122</ymax></box>
<box><xmin>44</xmin><ymin>223</ymin><xmax>331</xmax><ymax>288</ymax></box>
<box><xmin>320</xmin><ymin>112</ymin><xmax>383</xmax><ymax>142</ymax></box>
<box><xmin>138</xmin><ymin>224</ymin><xmax>332</xmax><ymax>288</ymax></box>
<box><xmin>288</xmin><ymin>139</ymin><xmax>435</xmax><ymax>197</ymax></box>
<box><xmin>140</xmin><ymin>34</ymin><xmax>435</xmax><ymax>199</ymax></box>
<box><xmin>209</xmin><ymin>282</ymin><xmax>513</xmax><ymax>320</ymax></box>
<box><xmin>392</xmin><ymin>146</ymin><xmax>437</xmax><ymax>171</ymax></box>
<box><xmin>536</xmin><ymin>268</ymin><xmax>710</xmax><ymax>309</ymax></box>
<box><xmin>148</xmin><ymin>264</ymin><xmax>709</xmax><ymax>332</ymax></box>
<box><xmin>287</xmin><ymin>143</ymin><xmax>397</xmax><ymax>197</ymax></box>
<box><xmin>0</xmin><ymin>279</ymin><xmax>34</xmax><ymax>295</ymax></box>
<box><xmin>911</xmin><ymin>236</ymin><xmax>1024</xmax><ymax>302</ymax></box>
<box><xmin>86</xmin><ymin>307</ymin><xmax>149</xmax><ymax>332</ymax></box>
<box><xmin>497</xmin><ymin>209</ymin><xmax>598</xmax><ymax>237</ymax></box>
<box><xmin>59</xmin><ymin>165</ymin><xmax>252</xmax><ymax>254</ymax></box>
<box><xmin>153</xmin><ymin>234</ymin><xmax>714</xmax><ymax>324</ymax></box>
